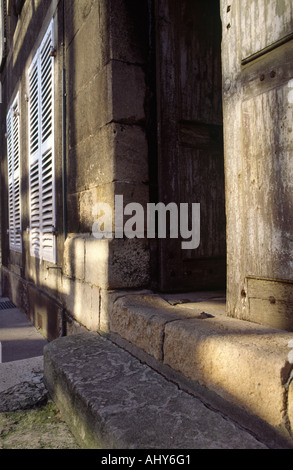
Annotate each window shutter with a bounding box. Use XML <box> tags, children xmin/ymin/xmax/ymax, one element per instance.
<box><xmin>28</xmin><ymin>58</ymin><xmax>41</xmax><ymax>257</ymax></box>
<box><xmin>28</xmin><ymin>20</ymin><xmax>56</xmax><ymax>263</ymax></box>
<box><xmin>29</xmin><ymin>159</ymin><xmax>40</xmax><ymax>257</ymax></box>
<box><xmin>7</xmin><ymin>94</ymin><xmax>22</xmax><ymax>252</ymax></box>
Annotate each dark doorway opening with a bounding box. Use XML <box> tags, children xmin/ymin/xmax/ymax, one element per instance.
<box><xmin>153</xmin><ymin>0</ymin><xmax>226</xmax><ymax>293</ymax></box>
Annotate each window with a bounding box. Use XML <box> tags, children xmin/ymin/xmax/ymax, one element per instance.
<box><xmin>28</xmin><ymin>20</ymin><xmax>56</xmax><ymax>263</ymax></box>
<box><xmin>7</xmin><ymin>92</ymin><xmax>22</xmax><ymax>252</ymax></box>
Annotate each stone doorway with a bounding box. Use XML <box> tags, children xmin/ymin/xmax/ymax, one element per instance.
<box><xmin>154</xmin><ymin>0</ymin><xmax>226</xmax><ymax>293</ymax></box>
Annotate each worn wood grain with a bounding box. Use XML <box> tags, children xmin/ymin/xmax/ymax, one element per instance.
<box><xmin>222</xmin><ymin>0</ymin><xmax>293</xmax><ymax>330</ymax></box>
<box><xmin>156</xmin><ymin>0</ymin><xmax>225</xmax><ymax>291</ymax></box>
<box><xmin>248</xmin><ymin>277</ymin><xmax>293</xmax><ymax>302</ymax></box>
<box><xmin>240</xmin><ymin>0</ymin><xmax>293</xmax><ymax>62</ymax></box>
<box><xmin>247</xmin><ymin>277</ymin><xmax>293</xmax><ymax>331</ymax></box>
<box><xmin>242</xmin><ymin>84</ymin><xmax>293</xmax><ymax>280</ymax></box>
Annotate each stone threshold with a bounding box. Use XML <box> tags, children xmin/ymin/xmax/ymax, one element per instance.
<box><xmin>106</xmin><ymin>290</ymin><xmax>293</xmax><ymax>446</ymax></box>
<box><xmin>44</xmin><ymin>331</ymin><xmax>270</xmax><ymax>449</ymax></box>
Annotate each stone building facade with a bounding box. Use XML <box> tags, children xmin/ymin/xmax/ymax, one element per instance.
<box><xmin>1</xmin><ymin>0</ymin><xmax>154</xmax><ymax>339</ymax></box>
<box><xmin>1</xmin><ymin>0</ymin><xmax>293</xmax><ymax>341</ymax></box>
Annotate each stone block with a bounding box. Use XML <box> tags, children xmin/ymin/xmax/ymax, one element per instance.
<box><xmin>42</xmin><ymin>267</ymin><xmax>62</xmax><ymax>302</ymax></box>
<box><xmin>99</xmin><ymin>288</ymin><xmax>154</xmax><ymax>334</ymax></box>
<box><xmin>79</xmin><ymin>184</ymin><xmax>114</xmax><ymax>233</ymax></box>
<box><xmin>84</xmin><ymin>238</ymin><xmax>109</xmax><ymax>289</ymax></box>
<box><xmin>66</xmin><ymin>4</ymin><xmax>105</xmax><ymax>93</ymax></box>
<box><xmin>27</xmin><ymin>283</ymin><xmax>63</xmax><ymax>342</ymax></box>
<box><xmin>61</xmin><ymin>276</ymin><xmax>100</xmax><ymax>332</ymax></box>
<box><xmin>85</xmin><ymin>237</ymin><xmax>150</xmax><ymax>290</ymax></box>
<box><xmin>68</xmin><ymin>63</ymin><xmax>112</xmax><ymax>148</ymax></box>
<box><xmin>108</xmin><ymin>238</ymin><xmax>150</xmax><ymax>289</ymax></box>
<box><xmin>68</xmin><ymin>125</ymin><xmax>115</xmax><ymax>194</ymax></box>
<box><xmin>65</xmin><ymin>0</ymin><xmax>108</xmax><ymax>64</ymax></box>
<box><xmin>80</xmin><ymin>181</ymin><xmax>149</xmax><ymax>233</ymax></box>
<box><xmin>61</xmin><ymin>275</ymin><xmax>75</xmax><ymax>317</ymax></box>
<box><xmin>91</xmin><ymin>285</ymin><xmax>101</xmax><ymax>321</ymax></box>
<box><xmin>114</xmin><ymin>180</ymin><xmax>150</xmax><ymax>208</ymax></box>
<box><xmin>163</xmin><ymin>314</ymin><xmax>293</xmax><ymax>434</ymax></box>
<box><xmin>113</xmin><ymin>124</ymin><xmax>148</xmax><ymax>183</ymax></box>
<box><xmin>110</xmin><ymin>294</ymin><xmax>172</xmax><ymax>360</ymax></box>
<box><xmin>44</xmin><ymin>332</ymin><xmax>268</xmax><ymax>449</ymax></box>
<box><xmin>108</xmin><ymin>0</ymin><xmax>148</xmax><ymax>64</ymax></box>
<box><xmin>111</xmin><ymin>60</ymin><xmax>145</xmax><ymax>123</ymax></box>
<box><xmin>99</xmin><ymin>288</ymin><xmax>112</xmax><ymax>333</ymax></box>
<box><xmin>68</xmin><ymin>123</ymin><xmax>148</xmax><ymax>193</ymax></box>
<box><xmin>108</xmin><ymin>293</ymin><xmax>214</xmax><ymax>360</ymax></box>
<box><xmin>63</xmin><ymin>234</ymin><xmax>87</xmax><ymax>281</ymax></box>
<box><xmin>66</xmin><ymin>192</ymin><xmax>80</xmax><ymax>234</ymax></box>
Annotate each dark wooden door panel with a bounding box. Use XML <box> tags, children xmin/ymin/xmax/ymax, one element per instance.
<box><xmin>156</xmin><ymin>0</ymin><xmax>226</xmax><ymax>291</ymax></box>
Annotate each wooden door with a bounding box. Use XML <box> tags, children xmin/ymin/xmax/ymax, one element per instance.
<box><xmin>221</xmin><ymin>0</ymin><xmax>293</xmax><ymax>330</ymax></box>
<box><xmin>156</xmin><ymin>0</ymin><xmax>226</xmax><ymax>292</ymax></box>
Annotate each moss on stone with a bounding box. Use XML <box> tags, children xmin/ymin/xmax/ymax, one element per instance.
<box><xmin>0</xmin><ymin>400</ymin><xmax>80</xmax><ymax>449</ymax></box>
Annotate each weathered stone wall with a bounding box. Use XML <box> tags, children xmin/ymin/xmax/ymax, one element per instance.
<box><xmin>0</xmin><ymin>0</ymin><xmax>65</xmax><ymax>338</ymax></box>
<box><xmin>1</xmin><ymin>0</ymin><xmax>152</xmax><ymax>338</ymax></box>
<box><xmin>60</xmin><ymin>0</ymin><xmax>151</xmax><ymax>333</ymax></box>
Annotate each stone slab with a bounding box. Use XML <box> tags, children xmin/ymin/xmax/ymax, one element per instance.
<box><xmin>163</xmin><ymin>313</ymin><xmax>293</xmax><ymax>435</ymax></box>
<box><xmin>0</xmin><ymin>366</ymin><xmax>47</xmax><ymax>412</ymax></box>
<box><xmin>109</xmin><ymin>294</ymin><xmax>214</xmax><ymax>361</ymax></box>
<box><xmin>44</xmin><ymin>332</ymin><xmax>268</xmax><ymax>449</ymax></box>
<box><xmin>0</xmin><ymin>356</ymin><xmax>44</xmax><ymax>393</ymax></box>
<box><xmin>108</xmin><ymin>291</ymin><xmax>293</xmax><ymax>443</ymax></box>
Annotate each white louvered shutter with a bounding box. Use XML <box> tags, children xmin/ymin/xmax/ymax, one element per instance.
<box><xmin>7</xmin><ymin>94</ymin><xmax>22</xmax><ymax>252</ymax></box>
<box><xmin>28</xmin><ymin>20</ymin><xmax>56</xmax><ymax>263</ymax></box>
<box><xmin>28</xmin><ymin>58</ymin><xmax>41</xmax><ymax>258</ymax></box>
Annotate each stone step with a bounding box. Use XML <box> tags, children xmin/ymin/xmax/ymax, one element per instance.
<box><xmin>107</xmin><ymin>292</ymin><xmax>293</xmax><ymax>444</ymax></box>
<box><xmin>43</xmin><ymin>332</ymin><xmax>271</xmax><ymax>449</ymax></box>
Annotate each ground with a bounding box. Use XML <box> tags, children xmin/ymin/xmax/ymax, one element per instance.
<box><xmin>0</xmin><ymin>372</ymin><xmax>80</xmax><ymax>449</ymax></box>
<box><xmin>0</xmin><ymin>401</ymin><xmax>80</xmax><ymax>449</ymax></box>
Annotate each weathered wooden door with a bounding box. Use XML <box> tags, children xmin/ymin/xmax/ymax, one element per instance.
<box><xmin>221</xmin><ymin>0</ymin><xmax>293</xmax><ymax>330</ymax></box>
<box><xmin>156</xmin><ymin>0</ymin><xmax>226</xmax><ymax>292</ymax></box>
